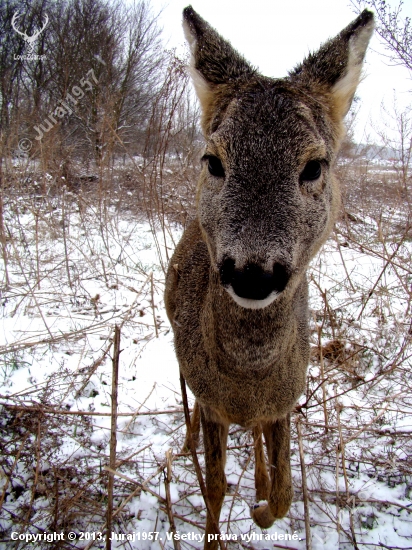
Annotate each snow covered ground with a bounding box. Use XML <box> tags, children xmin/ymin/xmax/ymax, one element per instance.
<box><xmin>0</xmin><ymin>190</ymin><xmax>411</xmax><ymax>549</ymax></box>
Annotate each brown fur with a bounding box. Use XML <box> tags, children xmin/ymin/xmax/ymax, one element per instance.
<box><xmin>165</xmin><ymin>7</ymin><xmax>374</xmax><ymax>548</ymax></box>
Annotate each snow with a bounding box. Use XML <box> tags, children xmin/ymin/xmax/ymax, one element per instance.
<box><xmin>0</xmin><ymin>194</ymin><xmax>411</xmax><ymax>549</ymax></box>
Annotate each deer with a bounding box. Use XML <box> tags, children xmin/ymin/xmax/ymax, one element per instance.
<box><xmin>11</xmin><ymin>12</ymin><xmax>49</xmax><ymax>54</ymax></box>
<box><xmin>165</xmin><ymin>6</ymin><xmax>374</xmax><ymax>548</ymax></box>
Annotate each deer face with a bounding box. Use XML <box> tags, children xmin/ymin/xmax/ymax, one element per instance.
<box><xmin>198</xmin><ymin>88</ymin><xmax>337</xmax><ymax>309</ymax></box>
<box><xmin>183</xmin><ymin>6</ymin><xmax>374</xmax><ymax>309</ymax></box>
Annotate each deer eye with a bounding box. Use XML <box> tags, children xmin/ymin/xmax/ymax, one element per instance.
<box><xmin>206</xmin><ymin>155</ymin><xmax>225</xmax><ymax>178</ymax></box>
<box><xmin>300</xmin><ymin>160</ymin><xmax>322</xmax><ymax>182</ymax></box>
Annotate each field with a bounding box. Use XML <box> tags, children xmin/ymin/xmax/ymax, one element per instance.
<box><xmin>0</xmin><ymin>154</ymin><xmax>411</xmax><ymax>550</ymax></box>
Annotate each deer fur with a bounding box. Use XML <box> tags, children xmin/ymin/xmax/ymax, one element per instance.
<box><xmin>165</xmin><ymin>7</ymin><xmax>374</xmax><ymax>548</ymax></box>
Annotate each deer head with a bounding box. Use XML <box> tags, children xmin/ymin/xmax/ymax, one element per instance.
<box><xmin>12</xmin><ymin>12</ymin><xmax>49</xmax><ymax>54</ymax></box>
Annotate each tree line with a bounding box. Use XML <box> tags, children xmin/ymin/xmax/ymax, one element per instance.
<box><xmin>0</xmin><ymin>0</ymin><xmax>200</xmax><ymax>178</ymax></box>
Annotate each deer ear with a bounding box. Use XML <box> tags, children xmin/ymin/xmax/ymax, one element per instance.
<box><xmin>183</xmin><ymin>6</ymin><xmax>255</xmax><ymax>114</ymax></box>
<box><xmin>290</xmin><ymin>10</ymin><xmax>374</xmax><ymax>121</ymax></box>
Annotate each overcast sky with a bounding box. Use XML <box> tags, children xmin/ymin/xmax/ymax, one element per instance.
<box><xmin>150</xmin><ymin>0</ymin><xmax>412</xmax><ymax>144</ymax></box>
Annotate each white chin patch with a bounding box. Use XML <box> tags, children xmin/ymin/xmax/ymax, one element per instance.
<box><xmin>226</xmin><ymin>287</ymin><xmax>280</xmax><ymax>310</ymax></box>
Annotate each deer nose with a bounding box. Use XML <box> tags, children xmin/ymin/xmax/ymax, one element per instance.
<box><xmin>219</xmin><ymin>258</ymin><xmax>290</xmax><ymax>300</ymax></box>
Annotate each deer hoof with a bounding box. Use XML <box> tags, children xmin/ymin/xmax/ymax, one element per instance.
<box><xmin>251</xmin><ymin>501</ymin><xmax>275</xmax><ymax>529</ymax></box>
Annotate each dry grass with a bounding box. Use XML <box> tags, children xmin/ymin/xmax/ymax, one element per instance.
<box><xmin>0</xmin><ymin>101</ymin><xmax>412</xmax><ymax>548</ymax></box>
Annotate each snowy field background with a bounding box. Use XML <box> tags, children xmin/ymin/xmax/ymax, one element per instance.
<box><xmin>2</xmin><ymin>0</ymin><xmax>412</xmax><ymax>546</ymax></box>
<box><xmin>0</xmin><ymin>165</ymin><xmax>411</xmax><ymax>550</ymax></box>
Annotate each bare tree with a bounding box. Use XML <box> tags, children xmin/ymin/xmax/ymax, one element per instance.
<box><xmin>352</xmin><ymin>0</ymin><xmax>412</xmax><ymax>74</ymax></box>
<box><xmin>37</xmin><ymin>0</ymin><xmax>164</xmax><ymax>166</ymax></box>
<box><xmin>0</xmin><ymin>0</ymin><xmax>51</xmax><ymax>153</ymax></box>
<box><xmin>1</xmin><ymin>0</ymin><xmax>164</xmax><ymax>171</ymax></box>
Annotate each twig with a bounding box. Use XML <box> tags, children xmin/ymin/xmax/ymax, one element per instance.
<box><xmin>159</xmin><ymin>507</ymin><xmax>205</xmax><ymax>530</ymax></box>
<box><xmin>316</xmin><ymin>307</ymin><xmax>329</xmax><ymax>433</ymax></box>
<box><xmin>1</xmin><ymin>402</ymin><xmax>185</xmax><ymax>417</ymax></box>
<box><xmin>7</xmin><ymin>231</ymin><xmax>54</xmax><ymax>339</ymax></box>
<box><xmin>0</xmin><ymin>287</ymin><xmax>150</xmax><ymax>356</ymax></box>
<box><xmin>115</xmin><ymin>443</ymin><xmax>152</xmax><ymax>468</ymax></box>
<box><xmin>164</xmin><ymin>449</ymin><xmax>181</xmax><ymax>550</ymax></box>
<box><xmin>0</xmin><ymin>163</ymin><xmax>10</xmax><ymax>288</ymax></box>
<box><xmin>83</xmin><ymin>458</ymin><xmax>170</xmax><ymax>550</ymax></box>
<box><xmin>25</xmin><ymin>418</ymin><xmax>41</xmax><ymax>521</ymax></box>
<box><xmin>334</xmin><ymin>231</ymin><xmax>356</xmax><ymax>292</ymax></box>
<box><xmin>106</xmin><ymin>325</ymin><xmax>120</xmax><ymax>550</ymax></box>
<box><xmin>337</xmin><ymin>402</ymin><xmax>358</xmax><ymax>550</ymax></box>
<box><xmin>150</xmin><ymin>271</ymin><xmax>159</xmax><ymax>338</ymax></box>
<box><xmin>61</xmin><ymin>187</ymin><xmax>73</xmax><ymax>289</ymax></box>
<box><xmin>335</xmin><ymin>406</ymin><xmax>341</xmax><ymax>546</ymax></box>
<box><xmin>226</xmin><ymin>444</ymin><xmax>252</xmax><ymax>535</ymax></box>
<box><xmin>104</xmin><ymin>466</ymin><xmax>165</xmax><ymax>503</ymax></box>
<box><xmin>296</xmin><ymin>417</ymin><xmax>312</xmax><ymax>550</ymax></box>
<box><xmin>357</xmin><ymin>224</ymin><xmax>410</xmax><ymax>320</ymax></box>
<box><xmin>0</xmin><ymin>432</ymin><xmax>30</xmax><ymax>513</ymax></box>
<box><xmin>344</xmin><ymin>402</ymin><xmax>392</xmax><ymax>445</ymax></box>
<box><xmin>335</xmin><ymin>227</ymin><xmax>412</xmax><ymax>275</ymax></box>
<box><xmin>76</xmin><ymin>339</ymin><xmax>113</xmax><ymax>397</ymax></box>
<box><xmin>121</xmin><ymin>382</ymin><xmax>156</xmax><ymax>433</ymax></box>
<box><xmin>34</xmin><ymin>209</ymin><xmax>40</xmax><ymax>290</ymax></box>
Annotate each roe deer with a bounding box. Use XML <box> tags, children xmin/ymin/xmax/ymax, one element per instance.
<box><xmin>165</xmin><ymin>7</ymin><xmax>374</xmax><ymax>547</ymax></box>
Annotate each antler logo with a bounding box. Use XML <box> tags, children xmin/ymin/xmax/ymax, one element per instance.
<box><xmin>12</xmin><ymin>12</ymin><xmax>49</xmax><ymax>54</ymax></box>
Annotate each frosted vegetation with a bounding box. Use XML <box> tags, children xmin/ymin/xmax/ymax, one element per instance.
<box><xmin>1</xmin><ymin>0</ymin><xmax>412</xmax><ymax>547</ymax></box>
<box><xmin>1</xmin><ymin>153</ymin><xmax>411</xmax><ymax>549</ymax></box>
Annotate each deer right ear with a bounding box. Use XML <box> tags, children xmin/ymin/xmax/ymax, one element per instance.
<box><xmin>290</xmin><ymin>10</ymin><xmax>374</xmax><ymax>125</ymax></box>
<box><xmin>183</xmin><ymin>6</ymin><xmax>255</xmax><ymax>122</ymax></box>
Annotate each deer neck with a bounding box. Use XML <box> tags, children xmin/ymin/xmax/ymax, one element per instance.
<box><xmin>202</xmin><ymin>269</ymin><xmax>307</xmax><ymax>374</ymax></box>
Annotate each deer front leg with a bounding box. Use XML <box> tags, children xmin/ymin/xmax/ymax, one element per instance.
<box><xmin>252</xmin><ymin>415</ymin><xmax>293</xmax><ymax>527</ymax></box>
<box><xmin>200</xmin><ymin>406</ymin><xmax>228</xmax><ymax>550</ymax></box>
<box><xmin>251</xmin><ymin>424</ymin><xmax>272</xmax><ymax>528</ymax></box>
<box><xmin>264</xmin><ymin>413</ymin><xmax>293</xmax><ymax>518</ymax></box>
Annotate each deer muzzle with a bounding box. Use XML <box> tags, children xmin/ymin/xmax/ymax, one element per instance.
<box><xmin>219</xmin><ymin>258</ymin><xmax>290</xmax><ymax>301</ymax></box>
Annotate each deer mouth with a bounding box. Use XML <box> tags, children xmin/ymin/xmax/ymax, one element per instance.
<box><xmin>219</xmin><ymin>258</ymin><xmax>290</xmax><ymax>309</ymax></box>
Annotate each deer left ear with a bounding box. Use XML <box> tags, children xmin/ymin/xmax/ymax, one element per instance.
<box><xmin>183</xmin><ymin>6</ymin><xmax>255</xmax><ymax>123</ymax></box>
<box><xmin>290</xmin><ymin>10</ymin><xmax>374</xmax><ymax>122</ymax></box>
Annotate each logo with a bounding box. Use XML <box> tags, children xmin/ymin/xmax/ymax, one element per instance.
<box><xmin>12</xmin><ymin>11</ymin><xmax>48</xmax><ymax>57</ymax></box>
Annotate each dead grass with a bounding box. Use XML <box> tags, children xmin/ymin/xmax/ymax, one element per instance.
<box><xmin>0</xmin><ymin>122</ymin><xmax>412</xmax><ymax>548</ymax></box>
